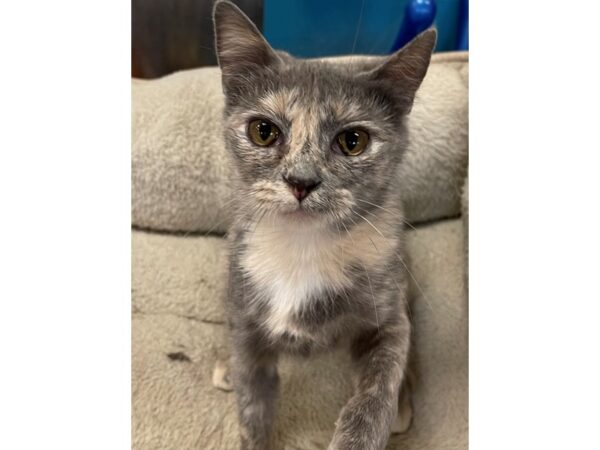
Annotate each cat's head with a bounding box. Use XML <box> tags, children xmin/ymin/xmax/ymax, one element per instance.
<box><xmin>213</xmin><ymin>1</ymin><xmax>435</xmax><ymax>229</ymax></box>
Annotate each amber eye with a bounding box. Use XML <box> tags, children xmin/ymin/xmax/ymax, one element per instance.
<box><xmin>336</xmin><ymin>129</ymin><xmax>369</xmax><ymax>156</ymax></box>
<box><xmin>248</xmin><ymin>119</ymin><xmax>280</xmax><ymax>146</ymax></box>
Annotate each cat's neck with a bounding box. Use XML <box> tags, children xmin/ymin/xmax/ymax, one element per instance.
<box><xmin>240</xmin><ymin>207</ymin><xmax>401</xmax><ymax>287</ymax></box>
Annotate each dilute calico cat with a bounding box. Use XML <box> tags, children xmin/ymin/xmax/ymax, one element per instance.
<box><xmin>212</xmin><ymin>2</ymin><xmax>436</xmax><ymax>449</ymax></box>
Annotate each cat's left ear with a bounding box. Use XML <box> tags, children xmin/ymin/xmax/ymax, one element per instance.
<box><xmin>213</xmin><ymin>1</ymin><xmax>281</xmax><ymax>92</ymax></box>
<box><xmin>370</xmin><ymin>28</ymin><xmax>437</xmax><ymax>109</ymax></box>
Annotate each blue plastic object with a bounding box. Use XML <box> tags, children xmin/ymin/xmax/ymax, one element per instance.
<box><xmin>391</xmin><ymin>0</ymin><xmax>437</xmax><ymax>51</ymax></box>
<box><xmin>263</xmin><ymin>0</ymin><xmax>461</xmax><ymax>57</ymax></box>
<box><xmin>456</xmin><ymin>0</ymin><xmax>468</xmax><ymax>50</ymax></box>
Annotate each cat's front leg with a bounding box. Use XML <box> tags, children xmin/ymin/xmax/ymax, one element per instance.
<box><xmin>230</xmin><ymin>332</ymin><xmax>279</xmax><ymax>450</ymax></box>
<box><xmin>329</xmin><ymin>323</ymin><xmax>410</xmax><ymax>450</ymax></box>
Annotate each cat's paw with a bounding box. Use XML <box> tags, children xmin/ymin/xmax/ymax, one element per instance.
<box><xmin>391</xmin><ymin>388</ymin><xmax>413</xmax><ymax>434</ymax></box>
<box><xmin>212</xmin><ymin>358</ymin><xmax>233</xmax><ymax>392</ymax></box>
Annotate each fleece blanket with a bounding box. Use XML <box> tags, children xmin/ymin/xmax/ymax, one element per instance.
<box><xmin>132</xmin><ymin>52</ymin><xmax>468</xmax><ymax>234</ymax></box>
<box><xmin>132</xmin><ymin>217</ymin><xmax>467</xmax><ymax>449</ymax></box>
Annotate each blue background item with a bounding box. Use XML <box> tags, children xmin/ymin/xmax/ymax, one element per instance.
<box><xmin>391</xmin><ymin>0</ymin><xmax>437</xmax><ymax>51</ymax></box>
<box><xmin>456</xmin><ymin>0</ymin><xmax>468</xmax><ymax>50</ymax></box>
<box><xmin>263</xmin><ymin>0</ymin><xmax>465</xmax><ymax>57</ymax></box>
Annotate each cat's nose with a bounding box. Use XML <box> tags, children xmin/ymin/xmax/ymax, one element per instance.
<box><xmin>282</xmin><ymin>174</ymin><xmax>321</xmax><ymax>202</ymax></box>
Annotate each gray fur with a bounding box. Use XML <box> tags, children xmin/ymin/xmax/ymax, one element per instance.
<box><xmin>213</xmin><ymin>2</ymin><xmax>436</xmax><ymax>449</ymax></box>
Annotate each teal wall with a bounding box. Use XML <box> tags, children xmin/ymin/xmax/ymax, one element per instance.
<box><xmin>264</xmin><ymin>0</ymin><xmax>461</xmax><ymax>57</ymax></box>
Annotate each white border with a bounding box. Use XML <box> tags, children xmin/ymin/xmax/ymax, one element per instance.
<box><xmin>0</xmin><ymin>0</ymin><xmax>131</xmax><ymax>448</ymax></box>
<box><xmin>471</xmin><ymin>1</ymin><xmax>600</xmax><ymax>449</ymax></box>
<box><xmin>1</xmin><ymin>1</ymin><xmax>600</xmax><ymax>449</ymax></box>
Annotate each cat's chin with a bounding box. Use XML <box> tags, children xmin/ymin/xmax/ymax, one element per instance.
<box><xmin>281</xmin><ymin>208</ymin><xmax>314</xmax><ymax>220</ymax></box>
<box><xmin>278</xmin><ymin>206</ymin><xmax>324</xmax><ymax>225</ymax></box>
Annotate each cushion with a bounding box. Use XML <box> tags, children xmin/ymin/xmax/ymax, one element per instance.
<box><xmin>132</xmin><ymin>52</ymin><xmax>468</xmax><ymax>233</ymax></box>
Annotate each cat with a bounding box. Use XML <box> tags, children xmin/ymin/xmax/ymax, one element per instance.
<box><xmin>212</xmin><ymin>1</ymin><xmax>436</xmax><ymax>449</ymax></box>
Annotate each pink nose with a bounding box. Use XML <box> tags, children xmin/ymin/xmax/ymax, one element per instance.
<box><xmin>282</xmin><ymin>175</ymin><xmax>321</xmax><ymax>202</ymax></box>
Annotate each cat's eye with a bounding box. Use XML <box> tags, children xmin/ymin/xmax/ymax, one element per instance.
<box><xmin>248</xmin><ymin>119</ymin><xmax>280</xmax><ymax>147</ymax></box>
<box><xmin>335</xmin><ymin>129</ymin><xmax>369</xmax><ymax>156</ymax></box>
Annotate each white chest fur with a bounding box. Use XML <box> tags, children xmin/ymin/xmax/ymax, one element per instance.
<box><xmin>239</xmin><ymin>217</ymin><xmax>396</xmax><ymax>337</ymax></box>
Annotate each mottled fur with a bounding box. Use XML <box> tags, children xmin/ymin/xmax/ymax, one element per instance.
<box><xmin>213</xmin><ymin>2</ymin><xmax>436</xmax><ymax>449</ymax></box>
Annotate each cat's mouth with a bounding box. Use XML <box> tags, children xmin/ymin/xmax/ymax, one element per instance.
<box><xmin>251</xmin><ymin>180</ymin><xmax>336</xmax><ymax>223</ymax></box>
<box><xmin>276</xmin><ymin>199</ymin><xmax>328</xmax><ymax>224</ymax></box>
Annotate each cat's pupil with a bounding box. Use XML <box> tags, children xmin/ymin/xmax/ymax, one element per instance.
<box><xmin>258</xmin><ymin>122</ymin><xmax>272</xmax><ymax>141</ymax></box>
<box><xmin>345</xmin><ymin>131</ymin><xmax>360</xmax><ymax>150</ymax></box>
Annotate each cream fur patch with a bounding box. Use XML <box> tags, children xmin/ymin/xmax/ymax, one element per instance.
<box><xmin>240</xmin><ymin>215</ymin><xmax>397</xmax><ymax>338</ymax></box>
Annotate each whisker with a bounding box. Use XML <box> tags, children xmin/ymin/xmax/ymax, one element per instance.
<box><xmin>181</xmin><ymin>196</ymin><xmax>237</xmax><ymax>238</ymax></box>
<box><xmin>352</xmin><ymin>210</ymin><xmax>386</xmax><ymax>239</ymax></box>
<box><xmin>341</xmin><ymin>221</ymin><xmax>380</xmax><ymax>331</ymax></box>
<box><xmin>354</xmin><ymin>200</ymin><xmax>447</xmax><ymax>267</ymax></box>
<box><xmin>356</xmin><ymin>198</ymin><xmax>417</xmax><ymax>231</ymax></box>
<box><xmin>334</xmin><ymin>221</ymin><xmax>344</xmax><ymax>261</ymax></box>
<box><xmin>364</xmin><ymin>233</ymin><xmax>414</xmax><ymax>322</ymax></box>
<box><xmin>392</xmin><ymin>250</ymin><xmax>435</xmax><ymax>313</ymax></box>
<box><xmin>333</xmin><ymin>222</ymin><xmax>353</xmax><ymax>307</ymax></box>
<box><xmin>350</xmin><ymin>209</ymin><xmax>435</xmax><ymax>314</ymax></box>
<box><xmin>251</xmin><ymin>206</ymin><xmax>270</xmax><ymax>234</ymax></box>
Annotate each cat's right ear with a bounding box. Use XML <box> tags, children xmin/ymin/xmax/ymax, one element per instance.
<box><xmin>213</xmin><ymin>1</ymin><xmax>281</xmax><ymax>92</ymax></box>
<box><xmin>369</xmin><ymin>28</ymin><xmax>437</xmax><ymax>111</ymax></box>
